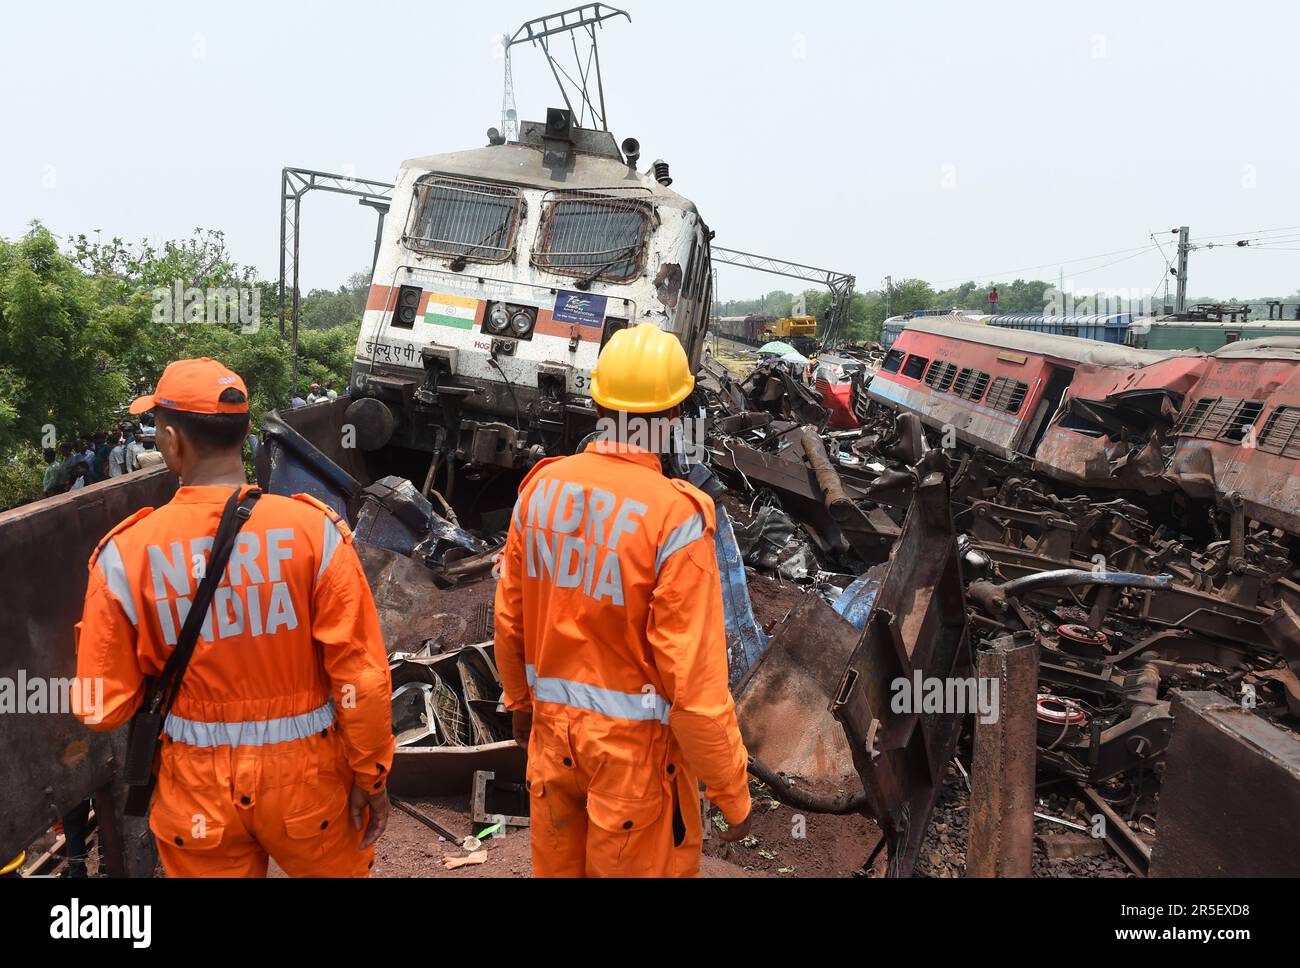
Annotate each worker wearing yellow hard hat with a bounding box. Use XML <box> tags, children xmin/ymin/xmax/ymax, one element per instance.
<box><xmin>587</xmin><ymin>322</ymin><xmax>697</xmax><ymax>411</ymax></box>
<box><xmin>495</xmin><ymin>324</ymin><xmax>752</xmax><ymax>877</ymax></box>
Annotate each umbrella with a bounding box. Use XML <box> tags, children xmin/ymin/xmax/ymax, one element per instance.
<box><xmin>757</xmin><ymin>341</ymin><xmax>796</xmax><ymax>357</ymax></box>
<box><xmin>780</xmin><ymin>351</ymin><xmax>809</xmax><ymax>367</ymax></box>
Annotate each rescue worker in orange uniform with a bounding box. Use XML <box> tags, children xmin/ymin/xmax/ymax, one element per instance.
<box><xmin>73</xmin><ymin>358</ymin><xmax>394</xmax><ymax>877</ymax></box>
<box><xmin>495</xmin><ymin>324</ymin><xmax>753</xmax><ymax>877</ymax></box>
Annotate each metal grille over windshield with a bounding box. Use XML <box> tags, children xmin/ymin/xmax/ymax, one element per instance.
<box><xmin>408</xmin><ymin>177</ymin><xmax>522</xmax><ymax>263</ymax></box>
<box><xmin>534</xmin><ymin>192</ymin><xmax>650</xmax><ymax>282</ymax></box>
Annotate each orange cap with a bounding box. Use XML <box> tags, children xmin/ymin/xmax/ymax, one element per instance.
<box><xmin>129</xmin><ymin>358</ymin><xmax>249</xmax><ymax>415</ymax></box>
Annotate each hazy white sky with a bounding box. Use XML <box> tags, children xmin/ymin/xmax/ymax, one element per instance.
<box><xmin>3</xmin><ymin>0</ymin><xmax>1297</xmax><ymax>303</ymax></box>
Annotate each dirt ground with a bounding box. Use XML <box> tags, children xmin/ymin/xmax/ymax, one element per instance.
<box><xmin>373</xmin><ymin>795</ymin><xmax>768</xmax><ymax>878</ymax></box>
<box><xmin>269</xmin><ymin>795</ymin><xmax>758</xmax><ymax>878</ymax></box>
<box><xmin>360</xmin><ymin>791</ymin><xmax>881</xmax><ymax>878</ymax></box>
<box><xmin>24</xmin><ymin>782</ymin><xmax>1132</xmax><ymax>879</ymax></box>
<box><xmin>701</xmin><ymin>783</ymin><xmax>885</xmax><ymax>877</ymax></box>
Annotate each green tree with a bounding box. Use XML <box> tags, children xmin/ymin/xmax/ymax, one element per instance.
<box><xmin>0</xmin><ymin>443</ymin><xmax>46</xmax><ymax>509</ymax></box>
<box><xmin>712</xmin><ymin>289</ymin><xmax>797</xmax><ymax>318</ymax></box>
<box><xmin>0</xmin><ymin>223</ymin><xmax>366</xmax><ymax>509</ymax></box>
<box><xmin>887</xmin><ymin>278</ymin><xmax>936</xmax><ymax>318</ymax></box>
<box><xmin>0</xmin><ymin>224</ymin><xmax>131</xmax><ymax>457</ymax></box>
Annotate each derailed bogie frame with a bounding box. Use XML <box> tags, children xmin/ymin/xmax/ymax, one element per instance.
<box><xmin>830</xmin><ymin>472</ymin><xmax>972</xmax><ymax>877</ymax></box>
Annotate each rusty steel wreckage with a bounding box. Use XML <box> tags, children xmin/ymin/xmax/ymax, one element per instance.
<box><xmin>703</xmin><ymin>314</ymin><xmax>1300</xmax><ymax>877</ymax></box>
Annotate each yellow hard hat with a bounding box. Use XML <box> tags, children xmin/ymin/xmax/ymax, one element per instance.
<box><xmin>589</xmin><ymin>324</ymin><xmax>694</xmax><ymax>412</ymax></box>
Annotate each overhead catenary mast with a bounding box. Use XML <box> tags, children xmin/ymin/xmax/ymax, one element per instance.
<box><xmin>1173</xmin><ymin>225</ymin><xmax>1190</xmax><ymax>315</ymax></box>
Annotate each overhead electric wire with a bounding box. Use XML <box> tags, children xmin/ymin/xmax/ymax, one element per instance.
<box><xmin>929</xmin><ymin>243</ymin><xmax>1158</xmax><ymax>287</ymax></box>
<box><xmin>1062</xmin><ymin>247</ymin><xmax>1162</xmax><ymax>278</ymax></box>
<box><xmin>1200</xmin><ymin>234</ymin><xmax>1300</xmax><ymax>250</ymax></box>
<box><xmin>1186</xmin><ymin>223</ymin><xmax>1300</xmax><ymax>242</ymax></box>
<box><xmin>923</xmin><ymin>223</ymin><xmax>1298</xmax><ymax>297</ymax></box>
<box><xmin>1227</xmin><ymin>234</ymin><xmax>1300</xmax><ymax>248</ymax></box>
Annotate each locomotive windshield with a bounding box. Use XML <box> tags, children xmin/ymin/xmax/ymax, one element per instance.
<box><xmin>407</xmin><ymin>176</ymin><xmax>522</xmax><ymax>263</ymax></box>
<box><xmin>533</xmin><ymin>195</ymin><xmax>649</xmax><ymax>282</ymax></box>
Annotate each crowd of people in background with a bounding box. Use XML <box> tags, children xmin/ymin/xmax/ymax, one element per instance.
<box><xmin>41</xmin><ymin>415</ymin><xmax>164</xmax><ymax>498</ymax></box>
<box><xmin>290</xmin><ymin>381</ymin><xmax>340</xmax><ymax>408</ymax></box>
<box><xmin>37</xmin><ymin>379</ymin><xmax>347</xmax><ymax>500</ymax></box>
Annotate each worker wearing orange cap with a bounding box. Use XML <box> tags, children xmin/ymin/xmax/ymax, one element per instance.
<box><xmin>73</xmin><ymin>358</ymin><xmax>394</xmax><ymax>877</ymax></box>
<box><xmin>495</xmin><ymin>324</ymin><xmax>752</xmax><ymax>878</ymax></box>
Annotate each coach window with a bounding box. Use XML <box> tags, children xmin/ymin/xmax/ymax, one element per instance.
<box><xmin>1176</xmin><ymin>397</ymin><xmax>1266</xmax><ymax>444</ymax></box>
<box><xmin>924</xmin><ymin>360</ymin><xmax>958</xmax><ymax>392</ymax></box>
<box><xmin>951</xmin><ymin>369</ymin><xmax>987</xmax><ymax>402</ymax></box>
<box><xmin>1221</xmin><ymin>400</ymin><xmax>1265</xmax><ymax>441</ymax></box>
<box><xmin>1259</xmin><ymin>406</ymin><xmax>1300</xmax><ymax>458</ymax></box>
<box><xmin>953</xmin><ymin>368</ymin><xmax>991</xmax><ymax>402</ymax></box>
<box><xmin>901</xmin><ymin>354</ymin><xmax>929</xmax><ymax>380</ymax></box>
<box><xmin>986</xmin><ymin>376</ymin><xmax>1029</xmax><ymax>414</ymax></box>
<box><xmin>880</xmin><ymin>349</ymin><xmax>905</xmax><ymax>374</ymax></box>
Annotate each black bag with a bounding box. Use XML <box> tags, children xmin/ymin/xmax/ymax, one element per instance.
<box><xmin>123</xmin><ymin>487</ymin><xmax>262</xmax><ymax>817</ymax></box>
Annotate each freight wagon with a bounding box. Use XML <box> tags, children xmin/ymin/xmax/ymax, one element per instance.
<box><xmin>713</xmin><ymin>314</ymin><xmax>778</xmax><ymax>345</ymax></box>
<box><xmin>983</xmin><ymin>313</ymin><xmax>1135</xmax><ymax>344</ymax></box>
<box><xmin>882</xmin><ymin>312</ymin><xmax>1134</xmax><ymax>349</ymax></box>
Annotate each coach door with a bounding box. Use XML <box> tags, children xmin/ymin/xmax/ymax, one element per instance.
<box><xmin>1022</xmin><ymin>365</ymin><xmax>1075</xmax><ymax>456</ymax></box>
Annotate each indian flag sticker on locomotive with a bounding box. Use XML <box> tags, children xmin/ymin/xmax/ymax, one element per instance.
<box><xmin>423</xmin><ymin>292</ymin><xmax>481</xmax><ymax>330</ymax></box>
<box><xmin>554</xmin><ymin>290</ymin><xmax>608</xmax><ymax>328</ymax></box>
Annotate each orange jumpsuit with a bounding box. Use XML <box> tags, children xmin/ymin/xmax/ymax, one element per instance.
<box><xmin>495</xmin><ymin>440</ymin><xmax>751</xmax><ymax>877</ymax></box>
<box><xmin>74</xmin><ymin>484</ymin><xmax>394</xmax><ymax>877</ymax></box>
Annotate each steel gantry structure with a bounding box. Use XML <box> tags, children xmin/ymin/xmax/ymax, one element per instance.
<box><xmin>279</xmin><ymin>167</ymin><xmax>395</xmax><ymax>391</ymax></box>
<box><xmin>710</xmin><ymin>246</ymin><xmax>858</xmax><ymax>347</ymax></box>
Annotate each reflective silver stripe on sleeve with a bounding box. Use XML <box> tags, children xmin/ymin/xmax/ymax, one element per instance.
<box><xmin>524</xmin><ymin>664</ymin><xmax>670</xmax><ymax>725</ymax></box>
<box><xmin>317</xmin><ymin>516</ymin><xmax>343</xmax><ymax>582</ymax></box>
<box><xmin>164</xmin><ymin>699</ymin><xmax>335</xmax><ymax>748</ymax></box>
<box><xmin>96</xmin><ymin>538</ymin><xmax>138</xmax><ymax>626</ymax></box>
<box><xmin>654</xmin><ymin>512</ymin><xmax>707</xmax><ymax>577</ymax></box>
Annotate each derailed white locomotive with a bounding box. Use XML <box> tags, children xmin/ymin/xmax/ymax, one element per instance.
<box><xmin>348</xmin><ymin>110</ymin><xmax>714</xmax><ymax>468</ymax></box>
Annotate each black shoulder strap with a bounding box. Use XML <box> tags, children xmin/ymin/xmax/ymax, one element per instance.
<box><xmin>153</xmin><ymin>487</ymin><xmax>262</xmax><ymax>718</ymax></box>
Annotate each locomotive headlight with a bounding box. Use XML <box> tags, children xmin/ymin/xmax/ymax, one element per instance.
<box><xmin>509</xmin><ymin>309</ymin><xmax>535</xmax><ymax>337</ymax></box>
<box><xmin>393</xmin><ymin>284</ymin><xmax>422</xmax><ymax>329</ymax></box>
<box><xmin>487</xmin><ymin>305</ymin><xmax>511</xmax><ymax>334</ymax></box>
